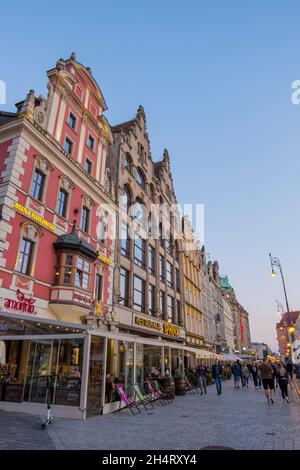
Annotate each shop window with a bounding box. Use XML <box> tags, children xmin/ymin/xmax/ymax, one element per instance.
<box><xmin>17</xmin><ymin>238</ymin><xmax>34</xmax><ymax>276</ymax></box>
<box><xmin>148</xmin><ymin>284</ymin><xmax>155</xmax><ymax>316</ymax></box>
<box><xmin>134</xmin><ymin>234</ymin><xmax>145</xmax><ymax>268</ymax></box>
<box><xmin>106</xmin><ymin>339</ymin><xmax>134</xmax><ymax>397</ymax></box>
<box><xmin>166</xmin><ymin>261</ymin><xmax>174</xmax><ymax>288</ymax></box>
<box><xmin>119</xmin><ymin>267</ymin><xmax>129</xmax><ymax>307</ymax></box>
<box><xmin>57</xmin><ymin>189</ymin><xmax>68</xmax><ymax>218</ymax></box>
<box><xmin>31</xmin><ymin>169</ymin><xmax>45</xmax><ymax>201</ymax></box>
<box><xmin>148</xmin><ymin>245</ymin><xmax>155</xmax><ymax>274</ymax></box>
<box><xmin>80</xmin><ymin>206</ymin><xmax>90</xmax><ymax>232</ymax></box>
<box><xmin>133</xmin><ymin>276</ymin><xmax>145</xmax><ymax>312</ymax></box>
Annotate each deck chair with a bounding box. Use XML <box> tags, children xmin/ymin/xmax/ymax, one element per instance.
<box><xmin>185</xmin><ymin>377</ymin><xmax>198</xmax><ymax>394</ymax></box>
<box><xmin>129</xmin><ymin>383</ymin><xmax>156</xmax><ymax>410</ymax></box>
<box><xmin>114</xmin><ymin>383</ymin><xmax>142</xmax><ymax>414</ymax></box>
<box><xmin>146</xmin><ymin>379</ymin><xmax>168</xmax><ymax>406</ymax></box>
<box><xmin>153</xmin><ymin>379</ymin><xmax>173</xmax><ymax>403</ymax></box>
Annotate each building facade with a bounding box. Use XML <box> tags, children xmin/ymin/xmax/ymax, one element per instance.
<box><xmin>182</xmin><ymin>217</ymin><xmax>204</xmax><ymax>361</ymax></box>
<box><xmin>222</xmin><ymin>295</ymin><xmax>235</xmax><ymax>353</ymax></box>
<box><xmin>276</xmin><ymin>311</ymin><xmax>300</xmax><ymax>359</ymax></box>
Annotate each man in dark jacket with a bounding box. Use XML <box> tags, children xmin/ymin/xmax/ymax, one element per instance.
<box><xmin>212</xmin><ymin>362</ymin><xmax>223</xmax><ymax>396</ymax></box>
<box><xmin>231</xmin><ymin>361</ymin><xmax>242</xmax><ymax>389</ymax></box>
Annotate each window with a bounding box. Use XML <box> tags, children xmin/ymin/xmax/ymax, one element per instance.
<box><xmin>159</xmin><ymin>291</ymin><xmax>165</xmax><ymax>318</ymax></box>
<box><xmin>125</xmin><ymin>154</ymin><xmax>131</xmax><ymax>171</ymax></box>
<box><xmin>159</xmin><ymin>224</ymin><xmax>164</xmax><ymax>247</ymax></box>
<box><xmin>17</xmin><ymin>238</ymin><xmax>34</xmax><ymax>275</ymax></box>
<box><xmin>31</xmin><ymin>169</ymin><xmax>45</xmax><ymax>201</ymax></box>
<box><xmin>167</xmin><ymin>296</ymin><xmax>174</xmax><ymax>323</ymax></box>
<box><xmin>119</xmin><ymin>267</ymin><xmax>129</xmax><ymax>306</ymax></box>
<box><xmin>87</xmin><ymin>134</ymin><xmax>95</xmax><ymax>150</ymax></box>
<box><xmin>121</xmin><ymin>223</ymin><xmax>130</xmax><ymax>257</ymax></box>
<box><xmin>95</xmin><ymin>274</ymin><xmax>103</xmax><ymax>302</ymax></box>
<box><xmin>133</xmin><ymin>276</ymin><xmax>145</xmax><ymax>312</ymax></box>
<box><xmin>75</xmin><ymin>257</ymin><xmax>90</xmax><ymax>290</ymax></box>
<box><xmin>134</xmin><ymin>200</ymin><xmax>146</xmax><ymax>227</ymax></box>
<box><xmin>80</xmin><ymin>206</ymin><xmax>90</xmax><ymax>232</ymax></box>
<box><xmin>63</xmin><ymin>255</ymin><xmax>73</xmax><ymax>284</ymax></box>
<box><xmin>136</xmin><ymin>168</ymin><xmax>145</xmax><ymax>189</ymax></box>
<box><xmin>159</xmin><ymin>254</ymin><xmax>164</xmax><ymax>282</ymax></box>
<box><xmin>68</xmin><ymin>113</ymin><xmax>76</xmax><ymax>130</ymax></box>
<box><xmin>64</xmin><ymin>137</ymin><xmax>73</xmax><ymax>155</ymax></box>
<box><xmin>122</xmin><ymin>187</ymin><xmax>131</xmax><ymax>213</ymax></box>
<box><xmin>148</xmin><ymin>245</ymin><xmax>155</xmax><ymax>274</ymax></box>
<box><xmin>166</xmin><ymin>238</ymin><xmax>172</xmax><ymax>255</ymax></box>
<box><xmin>84</xmin><ymin>158</ymin><xmax>92</xmax><ymax>175</ymax></box>
<box><xmin>176</xmin><ymin>301</ymin><xmax>181</xmax><ymax>325</ymax></box>
<box><xmin>148</xmin><ymin>284</ymin><xmax>155</xmax><ymax>316</ymax></box>
<box><xmin>176</xmin><ymin>268</ymin><xmax>180</xmax><ymax>292</ymax></box>
<box><xmin>134</xmin><ymin>234</ymin><xmax>145</xmax><ymax>268</ymax></box>
<box><xmin>57</xmin><ymin>189</ymin><xmax>68</xmax><ymax>218</ymax></box>
<box><xmin>166</xmin><ymin>261</ymin><xmax>174</xmax><ymax>288</ymax></box>
<box><xmin>98</xmin><ymin>215</ymin><xmax>107</xmax><ymax>244</ymax></box>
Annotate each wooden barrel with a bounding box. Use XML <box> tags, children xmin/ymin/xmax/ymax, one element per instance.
<box><xmin>174</xmin><ymin>377</ymin><xmax>186</xmax><ymax>395</ymax></box>
<box><xmin>158</xmin><ymin>377</ymin><xmax>175</xmax><ymax>399</ymax></box>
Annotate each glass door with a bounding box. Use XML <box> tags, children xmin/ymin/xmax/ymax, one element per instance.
<box><xmin>87</xmin><ymin>337</ymin><xmax>105</xmax><ymax>413</ymax></box>
<box><xmin>24</xmin><ymin>340</ymin><xmax>53</xmax><ymax>403</ymax></box>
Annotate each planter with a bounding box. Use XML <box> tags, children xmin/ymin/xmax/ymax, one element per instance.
<box><xmin>174</xmin><ymin>377</ymin><xmax>186</xmax><ymax>395</ymax></box>
<box><xmin>3</xmin><ymin>383</ymin><xmax>23</xmax><ymax>402</ymax></box>
<box><xmin>158</xmin><ymin>377</ymin><xmax>175</xmax><ymax>399</ymax></box>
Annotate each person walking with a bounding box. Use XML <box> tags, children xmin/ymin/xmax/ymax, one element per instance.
<box><xmin>277</xmin><ymin>362</ymin><xmax>289</xmax><ymax>403</ymax></box>
<box><xmin>197</xmin><ymin>362</ymin><xmax>207</xmax><ymax>395</ymax></box>
<box><xmin>259</xmin><ymin>358</ymin><xmax>275</xmax><ymax>404</ymax></box>
<box><xmin>231</xmin><ymin>361</ymin><xmax>242</xmax><ymax>389</ymax></box>
<box><xmin>271</xmin><ymin>362</ymin><xmax>278</xmax><ymax>392</ymax></box>
<box><xmin>285</xmin><ymin>360</ymin><xmax>294</xmax><ymax>381</ymax></box>
<box><xmin>241</xmin><ymin>364</ymin><xmax>250</xmax><ymax>388</ymax></box>
<box><xmin>251</xmin><ymin>362</ymin><xmax>259</xmax><ymax>389</ymax></box>
<box><xmin>212</xmin><ymin>361</ymin><xmax>223</xmax><ymax>396</ymax></box>
<box><xmin>257</xmin><ymin>363</ymin><xmax>263</xmax><ymax>388</ymax></box>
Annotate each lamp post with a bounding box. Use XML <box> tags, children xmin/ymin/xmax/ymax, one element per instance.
<box><xmin>269</xmin><ymin>253</ymin><xmax>295</xmax><ymax>356</ymax></box>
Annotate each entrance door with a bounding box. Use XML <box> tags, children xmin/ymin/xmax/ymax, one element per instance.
<box><xmin>86</xmin><ymin>337</ymin><xmax>105</xmax><ymax>413</ymax></box>
<box><xmin>24</xmin><ymin>340</ymin><xmax>53</xmax><ymax>403</ymax></box>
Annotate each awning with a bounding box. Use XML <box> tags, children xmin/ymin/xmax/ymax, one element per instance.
<box><xmin>221</xmin><ymin>353</ymin><xmax>243</xmax><ymax>362</ymax></box>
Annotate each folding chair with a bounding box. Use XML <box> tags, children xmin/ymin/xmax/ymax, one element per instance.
<box><xmin>185</xmin><ymin>377</ymin><xmax>198</xmax><ymax>394</ymax></box>
<box><xmin>146</xmin><ymin>379</ymin><xmax>168</xmax><ymax>406</ymax></box>
<box><xmin>129</xmin><ymin>383</ymin><xmax>157</xmax><ymax>410</ymax></box>
<box><xmin>114</xmin><ymin>383</ymin><xmax>142</xmax><ymax>414</ymax></box>
<box><xmin>153</xmin><ymin>379</ymin><xmax>174</xmax><ymax>403</ymax></box>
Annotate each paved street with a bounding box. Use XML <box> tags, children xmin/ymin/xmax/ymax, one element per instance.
<box><xmin>1</xmin><ymin>379</ymin><xmax>300</xmax><ymax>450</ymax></box>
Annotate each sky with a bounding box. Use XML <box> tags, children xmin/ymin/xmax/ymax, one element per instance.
<box><xmin>1</xmin><ymin>0</ymin><xmax>300</xmax><ymax>351</ymax></box>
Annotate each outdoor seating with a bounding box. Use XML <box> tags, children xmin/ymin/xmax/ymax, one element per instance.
<box><xmin>185</xmin><ymin>377</ymin><xmax>199</xmax><ymax>394</ymax></box>
<box><xmin>153</xmin><ymin>379</ymin><xmax>174</xmax><ymax>403</ymax></box>
<box><xmin>128</xmin><ymin>383</ymin><xmax>157</xmax><ymax>410</ymax></box>
<box><xmin>114</xmin><ymin>383</ymin><xmax>142</xmax><ymax>415</ymax></box>
<box><xmin>145</xmin><ymin>379</ymin><xmax>169</xmax><ymax>406</ymax></box>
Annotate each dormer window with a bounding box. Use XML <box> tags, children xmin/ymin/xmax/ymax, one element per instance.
<box><xmin>87</xmin><ymin>134</ymin><xmax>95</xmax><ymax>151</ymax></box>
<box><xmin>68</xmin><ymin>113</ymin><xmax>76</xmax><ymax>130</ymax></box>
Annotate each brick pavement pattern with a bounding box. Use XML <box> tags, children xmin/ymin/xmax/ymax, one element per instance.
<box><xmin>1</xmin><ymin>379</ymin><xmax>300</xmax><ymax>450</ymax></box>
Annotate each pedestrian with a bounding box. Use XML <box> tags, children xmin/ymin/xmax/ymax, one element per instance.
<box><xmin>277</xmin><ymin>362</ymin><xmax>289</xmax><ymax>404</ymax></box>
<box><xmin>251</xmin><ymin>362</ymin><xmax>259</xmax><ymax>389</ymax></box>
<box><xmin>197</xmin><ymin>361</ymin><xmax>207</xmax><ymax>395</ymax></box>
<box><xmin>259</xmin><ymin>358</ymin><xmax>275</xmax><ymax>404</ymax></box>
<box><xmin>231</xmin><ymin>361</ymin><xmax>242</xmax><ymax>389</ymax></box>
<box><xmin>270</xmin><ymin>361</ymin><xmax>278</xmax><ymax>391</ymax></box>
<box><xmin>212</xmin><ymin>361</ymin><xmax>223</xmax><ymax>396</ymax></box>
<box><xmin>241</xmin><ymin>364</ymin><xmax>250</xmax><ymax>388</ymax></box>
<box><xmin>257</xmin><ymin>364</ymin><xmax>263</xmax><ymax>388</ymax></box>
<box><xmin>285</xmin><ymin>360</ymin><xmax>294</xmax><ymax>381</ymax></box>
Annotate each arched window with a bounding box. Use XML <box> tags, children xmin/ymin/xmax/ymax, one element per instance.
<box><xmin>149</xmin><ymin>183</ymin><xmax>155</xmax><ymax>200</ymax></box>
<box><xmin>125</xmin><ymin>153</ymin><xmax>132</xmax><ymax>171</ymax></box>
<box><xmin>121</xmin><ymin>186</ymin><xmax>131</xmax><ymax>213</ymax></box>
<box><xmin>136</xmin><ymin>168</ymin><xmax>145</xmax><ymax>189</ymax></box>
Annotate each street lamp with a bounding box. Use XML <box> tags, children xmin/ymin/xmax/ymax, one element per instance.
<box><xmin>269</xmin><ymin>253</ymin><xmax>294</xmax><ymax>355</ymax></box>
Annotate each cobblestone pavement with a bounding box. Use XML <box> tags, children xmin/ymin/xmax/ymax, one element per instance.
<box><xmin>1</xmin><ymin>379</ymin><xmax>300</xmax><ymax>450</ymax></box>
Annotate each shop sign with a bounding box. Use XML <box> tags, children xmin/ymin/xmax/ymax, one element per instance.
<box><xmin>135</xmin><ymin>316</ymin><xmax>161</xmax><ymax>331</ymax></box>
<box><xmin>163</xmin><ymin>322</ymin><xmax>180</xmax><ymax>337</ymax></box>
<box><xmin>134</xmin><ymin>315</ymin><xmax>181</xmax><ymax>338</ymax></box>
<box><xmin>14</xmin><ymin>201</ymin><xmax>55</xmax><ymax>232</ymax></box>
<box><xmin>3</xmin><ymin>289</ymin><xmax>37</xmax><ymax>315</ymax></box>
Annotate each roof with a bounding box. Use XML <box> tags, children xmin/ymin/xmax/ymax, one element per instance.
<box><xmin>277</xmin><ymin>311</ymin><xmax>300</xmax><ymax>328</ymax></box>
<box><xmin>220</xmin><ymin>276</ymin><xmax>234</xmax><ymax>292</ymax></box>
<box><xmin>0</xmin><ymin>111</ymin><xmax>17</xmax><ymax>126</ymax></box>
<box><xmin>53</xmin><ymin>227</ymin><xmax>98</xmax><ymax>262</ymax></box>
<box><xmin>111</xmin><ymin>119</ymin><xmax>135</xmax><ymax>133</ymax></box>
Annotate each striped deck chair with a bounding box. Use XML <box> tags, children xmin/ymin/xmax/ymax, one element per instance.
<box><xmin>145</xmin><ymin>379</ymin><xmax>168</xmax><ymax>406</ymax></box>
<box><xmin>115</xmin><ymin>383</ymin><xmax>142</xmax><ymax>414</ymax></box>
<box><xmin>153</xmin><ymin>379</ymin><xmax>174</xmax><ymax>403</ymax></box>
<box><xmin>129</xmin><ymin>383</ymin><xmax>157</xmax><ymax>410</ymax></box>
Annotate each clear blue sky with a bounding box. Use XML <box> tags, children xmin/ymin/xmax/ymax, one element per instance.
<box><xmin>1</xmin><ymin>1</ymin><xmax>300</xmax><ymax>350</ymax></box>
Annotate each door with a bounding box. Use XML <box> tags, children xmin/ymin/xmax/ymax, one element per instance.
<box><xmin>86</xmin><ymin>337</ymin><xmax>105</xmax><ymax>413</ymax></box>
